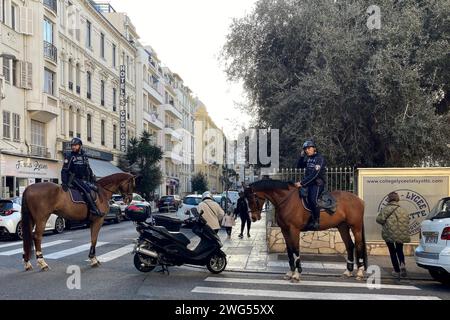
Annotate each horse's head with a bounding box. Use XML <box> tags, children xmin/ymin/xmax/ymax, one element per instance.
<box><xmin>244</xmin><ymin>186</ymin><xmax>265</xmax><ymax>222</ymax></box>
<box><xmin>119</xmin><ymin>175</ymin><xmax>136</xmax><ymax>205</ymax></box>
<box><xmin>99</xmin><ymin>173</ymin><xmax>136</xmax><ymax>205</ymax></box>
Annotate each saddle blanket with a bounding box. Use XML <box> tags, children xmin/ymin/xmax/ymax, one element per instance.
<box><xmin>66</xmin><ymin>188</ymin><xmax>97</xmax><ymax>205</ymax></box>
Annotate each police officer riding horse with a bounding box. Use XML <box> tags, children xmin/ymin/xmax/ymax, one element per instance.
<box><xmin>295</xmin><ymin>140</ymin><xmax>327</xmax><ymax>231</ymax></box>
<box><xmin>61</xmin><ymin>138</ymin><xmax>102</xmax><ymax>217</ymax></box>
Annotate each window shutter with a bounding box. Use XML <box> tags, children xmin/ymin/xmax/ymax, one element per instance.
<box><xmin>18</xmin><ymin>61</ymin><xmax>32</xmax><ymax>89</ymax></box>
<box><xmin>19</xmin><ymin>7</ymin><xmax>33</xmax><ymax>35</ymax></box>
<box><xmin>26</xmin><ymin>62</ymin><xmax>32</xmax><ymax>89</ymax></box>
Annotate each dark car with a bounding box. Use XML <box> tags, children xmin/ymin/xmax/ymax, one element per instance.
<box><xmin>157</xmin><ymin>195</ymin><xmax>181</xmax><ymax>213</ymax></box>
<box><xmin>65</xmin><ymin>201</ymin><xmax>123</xmax><ymax>230</ymax></box>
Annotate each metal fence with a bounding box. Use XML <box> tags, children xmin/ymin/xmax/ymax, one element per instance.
<box><xmin>269</xmin><ymin>167</ymin><xmax>356</xmax><ymax>193</ymax></box>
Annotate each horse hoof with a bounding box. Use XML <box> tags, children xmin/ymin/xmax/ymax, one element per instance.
<box><xmin>41</xmin><ymin>266</ymin><xmax>50</xmax><ymax>272</ymax></box>
<box><xmin>343</xmin><ymin>270</ymin><xmax>353</xmax><ymax>278</ymax></box>
<box><xmin>290</xmin><ymin>277</ymin><xmax>300</xmax><ymax>283</ymax></box>
<box><xmin>283</xmin><ymin>275</ymin><xmax>292</xmax><ymax>280</ymax></box>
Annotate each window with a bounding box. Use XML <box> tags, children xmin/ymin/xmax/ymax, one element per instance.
<box><xmin>75</xmin><ymin>64</ymin><xmax>80</xmax><ymax>93</ymax></box>
<box><xmin>87</xmin><ymin>114</ymin><xmax>92</xmax><ymax>142</ymax></box>
<box><xmin>60</xmin><ymin>60</ymin><xmax>65</xmax><ymax>86</ymax></box>
<box><xmin>1</xmin><ymin>0</ymin><xmax>5</xmax><ymax>23</ymax></box>
<box><xmin>44</xmin><ymin>68</ymin><xmax>55</xmax><ymax>95</ymax></box>
<box><xmin>100</xmin><ymin>33</ymin><xmax>105</xmax><ymax>58</ymax></box>
<box><xmin>69</xmin><ymin>106</ymin><xmax>74</xmax><ymax>137</ymax></box>
<box><xmin>43</xmin><ymin>18</ymin><xmax>54</xmax><ymax>44</ymax></box>
<box><xmin>76</xmin><ymin>109</ymin><xmax>81</xmax><ymax>138</ymax></box>
<box><xmin>31</xmin><ymin>120</ymin><xmax>45</xmax><ymax>147</ymax></box>
<box><xmin>3</xmin><ymin>111</ymin><xmax>10</xmax><ymax>139</ymax></box>
<box><xmin>112</xmin><ymin>88</ymin><xmax>117</xmax><ymax>112</ymax></box>
<box><xmin>3</xmin><ymin>57</ymin><xmax>11</xmax><ymax>83</ymax></box>
<box><xmin>11</xmin><ymin>3</ymin><xmax>17</xmax><ymax>31</ymax></box>
<box><xmin>100</xmin><ymin>80</ymin><xmax>105</xmax><ymax>106</ymax></box>
<box><xmin>13</xmin><ymin>113</ymin><xmax>19</xmax><ymax>141</ymax></box>
<box><xmin>86</xmin><ymin>71</ymin><xmax>91</xmax><ymax>99</ymax></box>
<box><xmin>86</xmin><ymin>19</ymin><xmax>91</xmax><ymax>48</ymax></box>
<box><xmin>113</xmin><ymin>124</ymin><xmax>117</xmax><ymax>149</ymax></box>
<box><xmin>101</xmin><ymin>119</ymin><xmax>105</xmax><ymax>146</ymax></box>
<box><xmin>112</xmin><ymin>44</ymin><xmax>116</xmax><ymax>67</ymax></box>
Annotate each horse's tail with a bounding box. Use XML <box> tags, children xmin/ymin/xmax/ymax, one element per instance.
<box><xmin>21</xmin><ymin>190</ymin><xmax>34</xmax><ymax>262</ymax></box>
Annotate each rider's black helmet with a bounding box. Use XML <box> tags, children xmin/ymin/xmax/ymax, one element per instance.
<box><xmin>71</xmin><ymin>137</ymin><xmax>83</xmax><ymax>146</ymax></box>
<box><xmin>302</xmin><ymin>140</ymin><xmax>316</xmax><ymax>150</ymax></box>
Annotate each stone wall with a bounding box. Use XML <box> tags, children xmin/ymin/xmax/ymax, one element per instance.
<box><xmin>267</xmin><ymin>226</ymin><xmax>418</xmax><ymax>256</ymax></box>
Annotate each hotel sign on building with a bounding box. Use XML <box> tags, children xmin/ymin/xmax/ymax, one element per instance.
<box><xmin>120</xmin><ymin>65</ymin><xmax>127</xmax><ymax>153</ymax></box>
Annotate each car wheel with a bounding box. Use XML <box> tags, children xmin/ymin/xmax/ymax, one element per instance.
<box><xmin>53</xmin><ymin>217</ymin><xmax>65</xmax><ymax>234</ymax></box>
<box><xmin>207</xmin><ymin>251</ymin><xmax>227</xmax><ymax>274</ymax></box>
<box><xmin>16</xmin><ymin>221</ymin><xmax>23</xmax><ymax>240</ymax></box>
<box><xmin>114</xmin><ymin>211</ymin><xmax>122</xmax><ymax>224</ymax></box>
<box><xmin>429</xmin><ymin>269</ymin><xmax>450</xmax><ymax>286</ymax></box>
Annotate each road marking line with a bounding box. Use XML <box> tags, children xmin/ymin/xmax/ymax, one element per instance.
<box><xmin>0</xmin><ymin>240</ymin><xmax>72</xmax><ymax>256</ymax></box>
<box><xmin>191</xmin><ymin>286</ymin><xmax>440</xmax><ymax>300</ymax></box>
<box><xmin>204</xmin><ymin>277</ymin><xmax>420</xmax><ymax>290</ymax></box>
<box><xmin>85</xmin><ymin>244</ymin><xmax>134</xmax><ymax>263</ymax></box>
<box><xmin>267</xmin><ymin>261</ymin><xmax>346</xmax><ymax>270</ymax></box>
<box><xmin>46</xmin><ymin>242</ymin><xmax>108</xmax><ymax>259</ymax></box>
<box><xmin>0</xmin><ymin>241</ymin><xmax>23</xmax><ymax>249</ymax></box>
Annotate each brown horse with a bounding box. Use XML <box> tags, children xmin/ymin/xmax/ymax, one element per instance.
<box><xmin>21</xmin><ymin>172</ymin><xmax>135</xmax><ymax>271</ymax></box>
<box><xmin>244</xmin><ymin>179</ymin><xmax>367</xmax><ymax>282</ymax></box>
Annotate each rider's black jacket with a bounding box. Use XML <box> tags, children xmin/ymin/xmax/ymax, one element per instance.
<box><xmin>61</xmin><ymin>150</ymin><xmax>95</xmax><ymax>185</ymax></box>
<box><xmin>296</xmin><ymin>152</ymin><xmax>327</xmax><ymax>187</ymax></box>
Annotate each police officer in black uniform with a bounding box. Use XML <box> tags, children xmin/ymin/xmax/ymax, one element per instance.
<box><xmin>295</xmin><ymin>140</ymin><xmax>327</xmax><ymax>230</ymax></box>
<box><xmin>61</xmin><ymin>138</ymin><xmax>102</xmax><ymax>217</ymax></box>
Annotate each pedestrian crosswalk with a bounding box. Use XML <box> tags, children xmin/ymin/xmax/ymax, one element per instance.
<box><xmin>191</xmin><ymin>276</ymin><xmax>441</xmax><ymax>300</ymax></box>
<box><xmin>0</xmin><ymin>240</ymin><xmax>131</xmax><ymax>263</ymax></box>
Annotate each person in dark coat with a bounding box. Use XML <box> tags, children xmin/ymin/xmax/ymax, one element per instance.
<box><xmin>235</xmin><ymin>191</ymin><xmax>251</xmax><ymax>239</ymax></box>
<box><xmin>295</xmin><ymin>140</ymin><xmax>327</xmax><ymax>230</ymax></box>
<box><xmin>61</xmin><ymin>137</ymin><xmax>101</xmax><ymax>216</ymax></box>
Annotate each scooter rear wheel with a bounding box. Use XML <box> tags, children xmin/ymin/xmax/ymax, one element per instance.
<box><xmin>133</xmin><ymin>253</ymin><xmax>157</xmax><ymax>273</ymax></box>
<box><xmin>207</xmin><ymin>252</ymin><xmax>227</xmax><ymax>274</ymax></box>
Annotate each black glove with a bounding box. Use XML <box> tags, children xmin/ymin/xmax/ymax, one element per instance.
<box><xmin>62</xmin><ymin>184</ymin><xmax>69</xmax><ymax>192</ymax></box>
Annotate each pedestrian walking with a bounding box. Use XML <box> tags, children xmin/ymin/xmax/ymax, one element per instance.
<box><xmin>221</xmin><ymin>211</ymin><xmax>236</xmax><ymax>240</ymax></box>
<box><xmin>376</xmin><ymin>191</ymin><xmax>411</xmax><ymax>279</ymax></box>
<box><xmin>235</xmin><ymin>191</ymin><xmax>252</xmax><ymax>239</ymax></box>
<box><xmin>198</xmin><ymin>191</ymin><xmax>225</xmax><ymax>234</ymax></box>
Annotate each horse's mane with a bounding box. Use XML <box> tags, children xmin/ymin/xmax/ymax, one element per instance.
<box><xmin>97</xmin><ymin>173</ymin><xmax>133</xmax><ymax>187</ymax></box>
<box><xmin>249</xmin><ymin>179</ymin><xmax>294</xmax><ymax>191</ymax></box>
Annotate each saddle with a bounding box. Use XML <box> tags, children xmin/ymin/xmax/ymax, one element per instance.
<box><xmin>66</xmin><ymin>187</ymin><xmax>98</xmax><ymax>205</ymax></box>
<box><xmin>300</xmin><ymin>189</ymin><xmax>337</xmax><ymax>215</ymax></box>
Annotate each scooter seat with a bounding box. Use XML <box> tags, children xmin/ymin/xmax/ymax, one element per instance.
<box><xmin>151</xmin><ymin>226</ymin><xmax>190</xmax><ymax>246</ymax></box>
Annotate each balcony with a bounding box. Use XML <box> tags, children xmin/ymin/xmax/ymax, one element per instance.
<box><xmin>164</xmin><ymin>125</ymin><xmax>182</xmax><ymax>142</ymax></box>
<box><xmin>27</xmin><ymin>94</ymin><xmax>59</xmax><ymax>123</ymax></box>
<box><xmin>44</xmin><ymin>0</ymin><xmax>57</xmax><ymax>14</ymax></box>
<box><xmin>144</xmin><ymin>112</ymin><xmax>164</xmax><ymax>130</ymax></box>
<box><xmin>143</xmin><ymin>81</ymin><xmax>164</xmax><ymax>104</ymax></box>
<box><xmin>30</xmin><ymin>145</ymin><xmax>50</xmax><ymax>158</ymax></box>
<box><xmin>163</xmin><ymin>150</ymin><xmax>183</xmax><ymax>164</ymax></box>
<box><xmin>161</xmin><ymin>103</ymin><xmax>182</xmax><ymax>120</ymax></box>
<box><xmin>44</xmin><ymin>41</ymin><xmax>58</xmax><ymax>63</ymax></box>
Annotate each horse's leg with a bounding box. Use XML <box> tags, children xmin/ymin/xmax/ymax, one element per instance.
<box><xmin>34</xmin><ymin>220</ymin><xmax>50</xmax><ymax>271</ymax></box>
<box><xmin>337</xmin><ymin>223</ymin><xmax>355</xmax><ymax>277</ymax></box>
<box><xmin>89</xmin><ymin>218</ymin><xmax>103</xmax><ymax>267</ymax></box>
<box><xmin>281</xmin><ymin>228</ymin><xmax>295</xmax><ymax>280</ymax></box>
<box><xmin>350</xmin><ymin>225</ymin><xmax>365</xmax><ymax>281</ymax></box>
<box><xmin>285</xmin><ymin>227</ymin><xmax>301</xmax><ymax>283</ymax></box>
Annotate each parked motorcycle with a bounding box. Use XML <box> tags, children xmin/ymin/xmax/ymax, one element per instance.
<box><xmin>126</xmin><ymin>206</ymin><xmax>227</xmax><ymax>274</ymax></box>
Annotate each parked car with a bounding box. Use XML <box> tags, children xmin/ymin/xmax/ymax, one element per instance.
<box><xmin>0</xmin><ymin>198</ymin><xmax>65</xmax><ymax>240</ymax></box>
<box><xmin>176</xmin><ymin>194</ymin><xmax>202</xmax><ymax>223</ymax></box>
<box><xmin>415</xmin><ymin>197</ymin><xmax>450</xmax><ymax>285</ymax></box>
<box><xmin>112</xmin><ymin>193</ymin><xmax>151</xmax><ymax>219</ymax></box>
<box><xmin>112</xmin><ymin>194</ymin><xmax>127</xmax><ymax>213</ymax></box>
<box><xmin>66</xmin><ymin>201</ymin><xmax>124</xmax><ymax>229</ymax></box>
<box><xmin>221</xmin><ymin>191</ymin><xmax>240</xmax><ymax>206</ymax></box>
<box><xmin>213</xmin><ymin>195</ymin><xmax>235</xmax><ymax>214</ymax></box>
<box><xmin>157</xmin><ymin>195</ymin><xmax>181</xmax><ymax>213</ymax></box>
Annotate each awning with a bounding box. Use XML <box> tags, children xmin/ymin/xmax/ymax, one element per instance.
<box><xmin>89</xmin><ymin>159</ymin><xmax>124</xmax><ymax>179</ymax></box>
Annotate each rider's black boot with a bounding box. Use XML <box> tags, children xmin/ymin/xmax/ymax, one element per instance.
<box><xmin>85</xmin><ymin>193</ymin><xmax>102</xmax><ymax>217</ymax></box>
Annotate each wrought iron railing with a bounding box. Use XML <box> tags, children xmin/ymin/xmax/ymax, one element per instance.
<box><xmin>30</xmin><ymin>145</ymin><xmax>49</xmax><ymax>158</ymax></box>
<box><xmin>43</xmin><ymin>41</ymin><xmax>58</xmax><ymax>63</ymax></box>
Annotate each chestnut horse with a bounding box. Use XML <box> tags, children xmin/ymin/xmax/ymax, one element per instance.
<box><xmin>21</xmin><ymin>173</ymin><xmax>135</xmax><ymax>271</ymax></box>
<box><xmin>245</xmin><ymin>180</ymin><xmax>367</xmax><ymax>282</ymax></box>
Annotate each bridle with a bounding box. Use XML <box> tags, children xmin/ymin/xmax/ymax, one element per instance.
<box><xmin>249</xmin><ymin>186</ymin><xmax>298</xmax><ymax>213</ymax></box>
<box><xmin>101</xmin><ymin>179</ymin><xmax>134</xmax><ymax>203</ymax></box>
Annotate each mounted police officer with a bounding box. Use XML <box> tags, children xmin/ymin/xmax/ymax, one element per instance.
<box><xmin>61</xmin><ymin>138</ymin><xmax>102</xmax><ymax>217</ymax></box>
<box><xmin>295</xmin><ymin>140</ymin><xmax>327</xmax><ymax>230</ymax></box>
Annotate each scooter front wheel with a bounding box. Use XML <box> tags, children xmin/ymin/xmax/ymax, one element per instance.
<box><xmin>207</xmin><ymin>252</ymin><xmax>227</xmax><ymax>274</ymax></box>
<box><xmin>133</xmin><ymin>253</ymin><xmax>157</xmax><ymax>273</ymax></box>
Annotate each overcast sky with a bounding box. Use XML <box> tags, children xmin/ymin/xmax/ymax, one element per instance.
<box><xmin>106</xmin><ymin>0</ymin><xmax>257</xmax><ymax>139</ymax></box>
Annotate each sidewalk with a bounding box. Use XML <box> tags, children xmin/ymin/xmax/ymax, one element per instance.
<box><xmin>216</xmin><ymin>211</ymin><xmax>432</xmax><ymax>281</ymax></box>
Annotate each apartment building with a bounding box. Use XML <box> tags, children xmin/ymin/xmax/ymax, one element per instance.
<box><xmin>0</xmin><ymin>0</ymin><xmax>137</xmax><ymax>198</ymax></box>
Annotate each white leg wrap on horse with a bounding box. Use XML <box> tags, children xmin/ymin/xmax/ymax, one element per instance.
<box><xmin>90</xmin><ymin>257</ymin><xmax>100</xmax><ymax>267</ymax></box>
<box><xmin>284</xmin><ymin>271</ymin><xmax>294</xmax><ymax>280</ymax></box>
<box><xmin>356</xmin><ymin>266</ymin><xmax>365</xmax><ymax>280</ymax></box>
<box><xmin>24</xmin><ymin>260</ymin><xmax>33</xmax><ymax>271</ymax></box>
<box><xmin>343</xmin><ymin>270</ymin><xmax>353</xmax><ymax>277</ymax></box>
<box><xmin>291</xmin><ymin>270</ymin><xmax>301</xmax><ymax>282</ymax></box>
<box><xmin>37</xmin><ymin>258</ymin><xmax>49</xmax><ymax>271</ymax></box>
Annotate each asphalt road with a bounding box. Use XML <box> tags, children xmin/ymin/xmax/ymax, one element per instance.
<box><xmin>0</xmin><ymin>220</ymin><xmax>449</xmax><ymax>300</ymax></box>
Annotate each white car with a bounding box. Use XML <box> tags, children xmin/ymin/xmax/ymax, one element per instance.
<box><xmin>415</xmin><ymin>197</ymin><xmax>450</xmax><ymax>285</ymax></box>
<box><xmin>0</xmin><ymin>198</ymin><xmax>65</xmax><ymax>240</ymax></box>
<box><xmin>113</xmin><ymin>193</ymin><xmax>151</xmax><ymax>215</ymax></box>
<box><xmin>176</xmin><ymin>195</ymin><xmax>202</xmax><ymax>223</ymax></box>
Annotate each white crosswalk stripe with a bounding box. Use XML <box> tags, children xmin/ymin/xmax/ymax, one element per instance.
<box><xmin>267</xmin><ymin>261</ymin><xmax>346</xmax><ymax>270</ymax></box>
<box><xmin>0</xmin><ymin>241</ymin><xmax>23</xmax><ymax>249</ymax></box>
<box><xmin>46</xmin><ymin>242</ymin><xmax>108</xmax><ymax>259</ymax></box>
<box><xmin>0</xmin><ymin>240</ymin><xmax>72</xmax><ymax>256</ymax></box>
<box><xmin>192</xmin><ymin>276</ymin><xmax>441</xmax><ymax>300</ymax></box>
<box><xmin>87</xmin><ymin>244</ymin><xmax>134</xmax><ymax>263</ymax></box>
